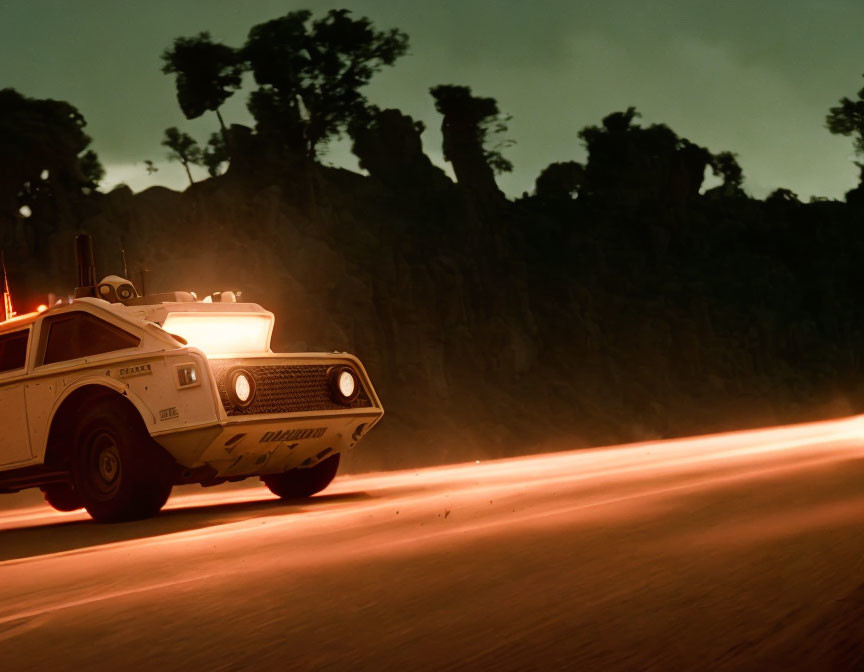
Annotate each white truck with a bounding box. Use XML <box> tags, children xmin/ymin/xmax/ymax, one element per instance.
<box><xmin>0</xmin><ymin>235</ymin><xmax>383</xmax><ymax>522</ymax></box>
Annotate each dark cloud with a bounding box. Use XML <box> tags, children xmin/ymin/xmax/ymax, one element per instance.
<box><xmin>1</xmin><ymin>0</ymin><xmax>862</xmax><ymax>198</ymax></box>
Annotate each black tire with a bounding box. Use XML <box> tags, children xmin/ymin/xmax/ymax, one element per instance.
<box><xmin>71</xmin><ymin>399</ymin><xmax>173</xmax><ymax>523</ymax></box>
<box><xmin>41</xmin><ymin>484</ymin><xmax>83</xmax><ymax>512</ymax></box>
<box><xmin>262</xmin><ymin>454</ymin><xmax>340</xmax><ymax>500</ymax></box>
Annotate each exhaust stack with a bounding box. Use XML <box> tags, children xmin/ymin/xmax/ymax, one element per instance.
<box><xmin>73</xmin><ymin>233</ymin><xmax>97</xmax><ymax>298</ymax></box>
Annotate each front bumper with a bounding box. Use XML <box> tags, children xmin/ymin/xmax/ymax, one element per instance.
<box><xmin>156</xmin><ymin>407</ymin><xmax>382</xmax><ymax>478</ymax></box>
<box><xmin>155</xmin><ymin>353</ymin><xmax>384</xmax><ymax>479</ymax></box>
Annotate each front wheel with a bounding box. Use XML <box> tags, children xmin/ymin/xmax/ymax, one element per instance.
<box><xmin>262</xmin><ymin>454</ymin><xmax>340</xmax><ymax>500</ymax></box>
<box><xmin>71</xmin><ymin>400</ymin><xmax>173</xmax><ymax>523</ymax></box>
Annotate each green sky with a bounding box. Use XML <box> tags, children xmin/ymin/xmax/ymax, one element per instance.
<box><xmin>1</xmin><ymin>0</ymin><xmax>863</xmax><ymax>199</ymax></box>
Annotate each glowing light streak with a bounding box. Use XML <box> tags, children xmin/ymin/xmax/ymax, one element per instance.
<box><xmin>1</xmin><ymin>251</ymin><xmax>15</xmax><ymax>322</ymax></box>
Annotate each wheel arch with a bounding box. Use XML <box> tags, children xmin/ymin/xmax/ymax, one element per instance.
<box><xmin>42</xmin><ymin>383</ymin><xmax>152</xmax><ymax>468</ymax></box>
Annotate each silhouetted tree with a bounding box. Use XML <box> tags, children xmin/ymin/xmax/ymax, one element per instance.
<box><xmin>826</xmin><ymin>80</ymin><xmax>864</xmax><ymax>202</ymax></box>
<box><xmin>78</xmin><ymin>150</ymin><xmax>104</xmax><ymax>190</ymax></box>
<box><xmin>673</xmin><ymin>142</ymin><xmax>714</xmax><ymax>206</ymax></box>
<box><xmin>578</xmin><ymin>107</ymin><xmax>711</xmax><ymax>206</ymax></box>
<box><xmin>348</xmin><ymin>106</ymin><xmax>452</xmax><ymax>191</ymax></box>
<box><xmin>766</xmin><ymin>187</ymin><xmax>799</xmax><ymax>204</ymax></box>
<box><xmin>242</xmin><ymin>9</ymin><xmax>409</xmax><ymax>159</ymax></box>
<box><xmin>161</xmin><ymin>32</ymin><xmax>244</xmax><ymax>134</ymax></box>
<box><xmin>245</xmin><ymin>85</ymin><xmax>306</xmax><ymax>159</ymax></box>
<box><xmin>843</xmin><ymin>163</ymin><xmax>864</xmax><ymax>206</ymax></box>
<box><xmin>827</xmin><ymin>77</ymin><xmax>864</xmax><ymax>156</ymax></box>
<box><xmin>0</xmin><ymin>88</ymin><xmax>101</xmax><ymax>227</ymax></box>
<box><xmin>535</xmin><ymin>161</ymin><xmax>584</xmax><ymax>199</ymax></box>
<box><xmin>597</xmin><ymin>107</ymin><xmax>641</xmax><ymax>134</ymax></box>
<box><xmin>202</xmin><ymin>132</ymin><xmax>229</xmax><ymax>177</ymax></box>
<box><xmin>705</xmin><ymin>151</ymin><xmax>746</xmax><ymax>198</ymax></box>
<box><xmin>430</xmin><ymin>85</ymin><xmax>512</xmax><ymax>202</ymax></box>
<box><xmin>161</xmin><ymin>127</ymin><xmax>202</xmax><ymax>185</ymax></box>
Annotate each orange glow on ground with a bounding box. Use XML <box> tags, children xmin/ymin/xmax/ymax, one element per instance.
<box><xmin>3</xmin><ymin>415</ymin><xmax>864</xmax><ymax>669</ymax></box>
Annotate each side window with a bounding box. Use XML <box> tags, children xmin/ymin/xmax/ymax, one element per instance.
<box><xmin>0</xmin><ymin>329</ymin><xmax>29</xmax><ymax>373</ymax></box>
<box><xmin>41</xmin><ymin>312</ymin><xmax>141</xmax><ymax>365</ymax></box>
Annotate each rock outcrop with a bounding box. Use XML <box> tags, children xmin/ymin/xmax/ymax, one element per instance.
<box><xmin>5</xmin><ymin>131</ymin><xmax>864</xmax><ymax>473</ymax></box>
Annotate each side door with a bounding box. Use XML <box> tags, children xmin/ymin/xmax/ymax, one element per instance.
<box><xmin>0</xmin><ymin>328</ymin><xmax>32</xmax><ymax>467</ymax></box>
<box><xmin>26</xmin><ymin>310</ymin><xmax>144</xmax><ymax>461</ymax></box>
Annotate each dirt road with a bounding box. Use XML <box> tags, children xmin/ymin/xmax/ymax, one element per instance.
<box><xmin>3</xmin><ymin>417</ymin><xmax>864</xmax><ymax>670</ymax></box>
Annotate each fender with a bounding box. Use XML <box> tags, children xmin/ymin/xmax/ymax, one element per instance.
<box><xmin>34</xmin><ymin>375</ymin><xmax>156</xmax><ymax>463</ymax></box>
<box><xmin>339</xmin><ymin>353</ymin><xmax>385</xmax><ymax>424</ymax></box>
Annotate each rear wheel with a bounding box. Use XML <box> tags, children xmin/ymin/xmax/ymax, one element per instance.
<box><xmin>41</xmin><ymin>484</ymin><xmax>83</xmax><ymax>512</ymax></box>
<box><xmin>262</xmin><ymin>454</ymin><xmax>340</xmax><ymax>500</ymax></box>
<box><xmin>71</xmin><ymin>400</ymin><xmax>173</xmax><ymax>523</ymax></box>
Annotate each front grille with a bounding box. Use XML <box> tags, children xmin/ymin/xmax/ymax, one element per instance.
<box><xmin>210</xmin><ymin>362</ymin><xmax>373</xmax><ymax>416</ymax></box>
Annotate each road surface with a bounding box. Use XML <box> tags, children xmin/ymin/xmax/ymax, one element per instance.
<box><xmin>3</xmin><ymin>417</ymin><xmax>864</xmax><ymax>670</ymax></box>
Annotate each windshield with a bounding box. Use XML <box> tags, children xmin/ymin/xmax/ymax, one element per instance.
<box><xmin>161</xmin><ymin>313</ymin><xmax>272</xmax><ymax>356</ymax></box>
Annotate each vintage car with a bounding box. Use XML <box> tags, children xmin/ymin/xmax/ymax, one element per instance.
<box><xmin>0</xmin><ymin>236</ymin><xmax>383</xmax><ymax>522</ymax></box>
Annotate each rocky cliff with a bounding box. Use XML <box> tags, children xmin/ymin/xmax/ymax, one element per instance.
<box><xmin>6</xmin><ymin>118</ymin><xmax>864</xmax><ymax>472</ymax></box>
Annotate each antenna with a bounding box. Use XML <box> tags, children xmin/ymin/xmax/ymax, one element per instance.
<box><xmin>121</xmin><ymin>247</ymin><xmax>129</xmax><ymax>279</ymax></box>
<box><xmin>139</xmin><ymin>268</ymin><xmax>150</xmax><ymax>298</ymax></box>
<box><xmin>73</xmin><ymin>233</ymin><xmax>97</xmax><ymax>298</ymax></box>
<box><xmin>1</xmin><ymin>251</ymin><xmax>15</xmax><ymax>322</ymax></box>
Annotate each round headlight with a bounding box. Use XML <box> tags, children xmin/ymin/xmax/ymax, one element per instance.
<box><xmin>235</xmin><ymin>374</ymin><xmax>252</xmax><ymax>402</ymax></box>
<box><xmin>228</xmin><ymin>369</ymin><xmax>256</xmax><ymax>408</ymax></box>
<box><xmin>329</xmin><ymin>366</ymin><xmax>360</xmax><ymax>404</ymax></box>
<box><xmin>338</xmin><ymin>370</ymin><xmax>356</xmax><ymax>398</ymax></box>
